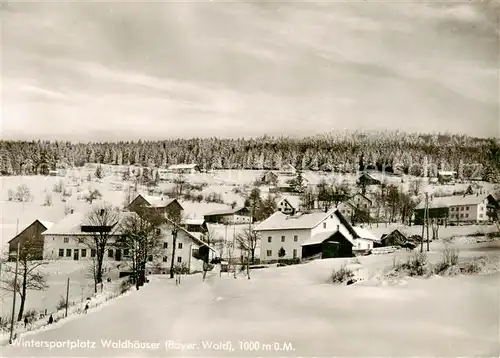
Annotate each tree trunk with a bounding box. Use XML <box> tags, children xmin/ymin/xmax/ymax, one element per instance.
<box><xmin>169</xmin><ymin>230</ymin><xmax>177</xmax><ymax>279</ymax></box>
<box><xmin>17</xmin><ymin>266</ymin><xmax>28</xmax><ymax>321</ymax></box>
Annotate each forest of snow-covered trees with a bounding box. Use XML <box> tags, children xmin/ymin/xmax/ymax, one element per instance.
<box><xmin>1</xmin><ymin>132</ymin><xmax>499</xmax><ymax>181</ymax></box>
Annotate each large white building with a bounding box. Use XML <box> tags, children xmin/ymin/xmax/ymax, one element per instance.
<box><xmin>254</xmin><ymin>208</ymin><xmax>367</xmax><ymax>263</ymax></box>
<box><xmin>42</xmin><ymin>210</ymin><xmax>214</xmax><ymax>273</ymax></box>
<box><xmin>414</xmin><ymin>193</ymin><xmax>499</xmax><ymax>225</ymax></box>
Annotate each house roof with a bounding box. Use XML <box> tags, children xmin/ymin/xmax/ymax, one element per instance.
<box><xmin>164</xmin><ymin>217</ymin><xmax>215</xmax><ymax>252</ymax></box>
<box><xmin>204</xmin><ymin>206</ymin><xmax>248</xmax><ymax>217</ymax></box>
<box><xmin>353</xmin><ymin>226</ymin><xmax>380</xmax><ymax>242</ymax></box>
<box><xmin>182</xmin><ymin>218</ymin><xmax>205</xmax><ymax>226</ymax></box>
<box><xmin>276</xmin><ymin>195</ymin><xmax>301</xmax><ymax>210</ymax></box>
<box><xmin>350</xmin><ymin>193</ymin><xmax>373</xmax><ymax>204</ymax></box>
<box><xmin>438</xmin><ymin>171</ymin><xmax>457</xmax><ymax>176</ymax></box>
<box><xmin>8</xmin><ymin>220</ymin><xmax>55</xmax><ymax>243</ymax></box>
<box><xmin>167</xmin><ymin>163</ymin><xmax>198</xmax><ymax>170</ymax></box>
<box><xmin>381</xmin><ymin>229</ymin><xmax>407</xmax><ymax>241</ymax></box>
<box><xmin>358</xmin><ymin>172</ymin><xmax>380</xmax><ymax>182</ymax></box>
<box><xmin>42</xmin><ymin>211</ymin><xmax>133</xmax><ymax>236</ymax></box>
<box><xmin>141</xmin><ymin>195</ymin><xmax>177</xmax><ymax>208</ymax></box>
<box><xmin>254</xmin><ymin>208</ymin><xmax>338</xmax><ymax>231</ymax></box>
<box><xmin>415</xmin><ymin>194</ymin><xmax>495</xmax><ymax>210</ymax></box>
<box><xmin>301</xmin><ymin>230</ymin><xmax>338</xmax><ymax>246</ymax></box>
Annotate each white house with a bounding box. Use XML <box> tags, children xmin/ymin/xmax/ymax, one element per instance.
<box><xmin>254</xmin><ymin>208</ymin><xmax>359</xmax><ymax>263</ymax></box>
<box><xmin>42</xmin><ymin>211</ymin><xmax>129</xmax><ymax>261</ymax></box>
<box><xmin>352</xmin><ymin>226</ymin><xmax>380</xmax><ymax>250</ymax></box>
<box><xmin>414</xmin><ymin>193</ymin><xmax>499</xmax><ymax>225</ymax></box>
<box><xmin>167</xmin><ymin>164</ymin><xmax>200</xmax><ymax>174</ymax></box>
<box><xmin>42</xmin><ymin>210</ymin><xmax>214</xmax><ymax>273</ymax></box>
<box><xmin>276</xmin><ymin>195</ymin><xmax>300</xmax><ymax>215</ymax></box>
<box><xmin>157</xmin><ymin>168</ymin><xmax>170</xmax><ymax>181</ymax></box>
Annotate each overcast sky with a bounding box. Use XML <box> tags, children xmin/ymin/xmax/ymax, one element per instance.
<box><xmin>2</xmin><ymin>0</ymin><xmax>499</xmax><ymax>141</ymax></box>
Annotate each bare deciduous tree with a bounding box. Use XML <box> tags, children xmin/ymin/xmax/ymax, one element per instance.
<box><xmin>409</xmin><ymin>178</ymin><xmax>423</xmax><ymax>197</ymax></box>
<box><xmin>117</xmin><ymin>208</ymin><xmax>163</xmax><ymax>289</ymax></box>
<box><xmin>235</xmin><ymin>227</ymin><xmax>260</xmax><ymax>264</ymax></box>
<box><xmin>16</xmin><ymin>184</ymin><xmax>31</xmax><ymax>202</ymax></box>
<box><xmin>1</xmin><ymin>235</ymin><xmax>48</xmax><ymax>321</ymax></box>
<box><xmin>82</xmin><ymin>204</ymin><xmax>120</xmax><ymax>292</ymax></box>
<box><xmin>85</xmin><ymin>189</ymin><xmax>102</xmax><ymax>204</ymax></box>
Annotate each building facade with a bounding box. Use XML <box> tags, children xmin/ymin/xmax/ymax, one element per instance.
<box><xmin>254</xmin><ymin>208</ymin><xmax>358</xmax><ymax>263</ymax></box>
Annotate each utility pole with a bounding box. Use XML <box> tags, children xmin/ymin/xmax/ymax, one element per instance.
<box><xmin>233</xmin><ymin>215</ymin><xmax>236</xmax><ymax>279</ymax></box>
<box><xmin>426</xmin><ymin>193</ymin><xmax>430</xmax><ymax>252</ymax></box>
<box><xmin>420</xmin><ymin>194</ymin><xmax>426</xmax><ymax>253</ymax></box>
<box><xmin>65</xmin><ymin>277</ymin><xmax>70</xmax><ymax>318</ymax></box>
<box><xmin>247</xmin><ymin>209</ymin><xmax>251</xmax><ymax>280</ymax></box>
<box><xmin>9</xmin><ymin>242</ymin><xmax>20</xmax><ymax>344</ymax></box>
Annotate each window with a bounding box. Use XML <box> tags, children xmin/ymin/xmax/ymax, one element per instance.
<box><xmin>266</xmin><ymin>250</ymin><xmax>272</xmax><ymax>257</ymax></box>
<box><xmin>123</xmin><ymin>249</ymin><xmax>129</xmax><ymax>256</ymax></box>
<box><xmin>460</xmin><ymin>214</ymin><xmax>464</xmax><ymax>218</ymax></box>
<box><xmin>281</xmin><ymin>236</ymin><xmax>285</xmax><ymax>242</ymax></box>
<box><xmin>163</xmin><ymin>242</ymin><xmax>168</xmax><ymax>249</ymax></box>
<box><xmin>91</xmin><ymin>249</ymin><xmax>96</xmax><ymax>257</ymax></box>
<box><xmin>163</xmin><ymin>256</ymin><xmax>168</xmax><ymax>262</ymax></box>
<box><xmin>66</xmin><ymin>249</ymin><xmax>71</xmax><ymax>257</ymax></box>
<box><xmin>63</xmin><ymin>237</ymin><xmax>69</xmax><ymax>243</ymax></box>
<box><xmin>364</xmin><ymin>204</ymin><xmax>367</xmax><ymax>208</ymax></box>
<box><xmin>330</xmin><ymin>215</ymin><xmax>333</xmax><ymax>219</ymax></box>
<box><xmin>323</xmin><ymin>223</ymin><xmax>327</xmax><ymax>229</ymax></box>
<box><xmin>450</xmin><ymin>207</ymin><xmax>454</xmax><ymax>211</ymax></box>
<box><xmin>479</xmin><ymin>214</ymin><xmax>483</xmax><ymax>218</ymax></box>
<box><xmin>293</xmin><ymin>249</ymin><xmax>297</xmax><ymax>258</ymax></box>
<box><xmin>294</xmin><ymin>235</ymin><xmax>298</xmax><ymax>242</ymax></box>
<box><xmin>466</xmin><ymin>206</ymin><xmax>469</xmax><ymax>211</ymax></box>
<box><xmin>177</xmin><ymin>256</ymin><xmax>182</xmax><ymax>263</ymax></box>
<box><xmin>78</xmin><ymin>238</ymin><xmax>84</xmax><ymax>244</ymax></box>
<box><xmin>58</xmin><ymin>249</ymin><xmax>64</xmax><ymax>257</ymax></box>
<box><xmin>268</xmin><ymin>236</ymin><xmax>272</xmax><ymax>243</ymax></box>
<box><xmin>156</xmin><ymin>228</ymin><xmax>161</xmax><ymax>235</ymax></box>
<box><xmin>461</xmin><ymin>207</ymin><xmax>464</xmax><ymax>211</ymax></box>
<box><xmin>465</xmin><ymin>214</ymin><xmax>469</xmax><ymax>218</ymax></box>
<box><xmin>148</xmin><ymin>255</ymin><xmax>153</xmax><ymax>262</ymax></box>
<box><xmin>81</xmin><ymin>249</ymin><xmax>87</xmax><ymax>257</ymax></box>
<box><xmin>108</xmin><ymin>249</ymin><xmax>114</xmax><ymax>258</ymax></box>
<box><xmin>178</xmin><ymin>242</ymin><xmax>183</xmax><ymax>249</ymax></box>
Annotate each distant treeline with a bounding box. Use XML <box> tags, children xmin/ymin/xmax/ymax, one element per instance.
<box><xmin>1</xmin><ymin>132</ymin><xmax>499</xmax><ymax>181</ymax></box>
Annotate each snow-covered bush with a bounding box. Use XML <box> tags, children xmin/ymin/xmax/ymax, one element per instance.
<box><xmin>330</xmin><ymin>265</ymin><xmax>355</xmax><ymax>284</ymax></box>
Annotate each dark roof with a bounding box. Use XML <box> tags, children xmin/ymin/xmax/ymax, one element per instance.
<box><xmin>8</xmin><ymin>220</ymin><xmax>54</xmax><ymax>243</ymax></box>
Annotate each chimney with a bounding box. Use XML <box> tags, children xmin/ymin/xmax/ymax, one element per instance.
<box><xmin>337</xmin><ymin>225</ymin><xmax>340</xmax><ymax>231</ymax></box>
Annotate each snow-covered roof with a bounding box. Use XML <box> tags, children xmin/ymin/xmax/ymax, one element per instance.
<box><xmin>438</xmin><ymin>171</ymin><xmax>457</xmax><ymax>176</ymax></box>
<box><xmin>182</xmin><ymin>218</ymin><xmax>205</xmax><ymax>226</ymax></box>
<box><xmin>415</xmin><ymin>194</ymin><xmax>495</xmax><ymax>209</ymax></box>
<box><xmin>204</xmin><ymin>206</ymin><xmax>248</xmax><ymax>217</ymax></box>
<box><xmin>254</xmin><ymin>208</ymin><xmax>337</xmax><ymax>231</ymax></box>
<box><xmin>42</xmin><ymin>211</ymin><xmax>134</xmax><ymax>236</ymax></box>
<box><xmin>301</xmin><ymin>231</ymin><xmax>338</xmax><ymax>246</ymax></box>
<box><xmin>353</xmin><ymin>226</ymin><xmax>380</xmax><ymax>242</ymax></box>
<box><xmin>167</xmin><ymin>163</ymin><xmax>198</xmax><ymax>170</ymax></box>
<box><xmin>142</xmin><ymin>195</ymin><xmax>177</xmax><ymax>208</ymax></box>
<box><xmin>39</xmin><ymin>221</ymin><xmax>55</xmax><ymax>230</ymax></box>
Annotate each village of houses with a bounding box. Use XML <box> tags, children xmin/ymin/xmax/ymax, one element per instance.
<box><xmin>1</xmin><ymin>161</ymin><xmax>499</xmax><ymax>348</ymax></box>
<box><xmin>6</xmin><ymin>163</ymin><xmax>499</xmax><ymax>270</ymax></box>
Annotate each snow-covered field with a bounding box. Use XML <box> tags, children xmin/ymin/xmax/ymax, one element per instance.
<box><xmin>0</xmin><ymin>261</ymin><xmax>124</xmax><ymax>321</ymax></box>
<box><xmin>1</xmin><ymin>240</ymin><xmax>499</xmax><ymax>357</ymax></box>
